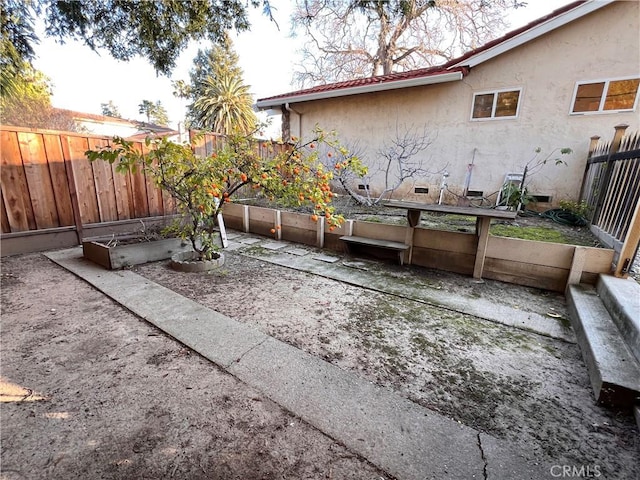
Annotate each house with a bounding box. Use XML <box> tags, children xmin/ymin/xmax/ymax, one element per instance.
<box><xmin>256</xmin><ymin>0</ymin><xmax>640</xmax><ymax>208</ymax></box>
<box><xmin>55</xmin><ymin>109</ymin><xmax>181</xmax><ymax>141</ymax></box>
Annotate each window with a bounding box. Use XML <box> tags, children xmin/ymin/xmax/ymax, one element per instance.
<box><xmin>471</xmin><ymin>89</ymin><xmax>521</xmax><ymax>120</ymax></box>
<box><xmin>571</xmin><ymin>78</ymin><xmax>640</xmax><ymax>114</ymax></box>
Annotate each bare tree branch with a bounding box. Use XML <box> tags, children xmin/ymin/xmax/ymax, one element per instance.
<box><xmin>291</xmin><ymin>0</ymin><xmax>525</xmax><ymax>86</ymax></box>
<box><xmin>327</xmin><ymin>124</ymin><xmax>446</xmax><ymax>206</ymax></box>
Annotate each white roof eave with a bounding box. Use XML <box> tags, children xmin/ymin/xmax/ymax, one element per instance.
<box><xmin>449</xmin><ymin>0</ymin><xmax>614</xmax><ymax>69</ymax></box>
<box><xmin>256</xmin><ymin>71</ymin><xmax>464</xmax><ymax>110</ymax></box>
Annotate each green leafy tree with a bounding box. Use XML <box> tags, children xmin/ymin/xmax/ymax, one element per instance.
<box><xmin>87</xmin><ymin>126</ymin><xmax>367</xmax><ymax>260</ymax></box>
<box><xmin>188</xmin><ymin>35</ymin><xmax>243</xmax><ymax>97</ymax></box>
<box><xmin>1</xmin><ymin>0</ymin><xmax>277</xmax><ymax>77</ymax></box>
<box><xmin>193</xmin><ymin>75</ymin><xmax>257</xmax><ymax>135</ymax></box>
<box><xmin>1</xmin><ymin>0</ymin><xmax>38</xmax><ymax>97</ymax></box>
<box><xmin>0</xmin><ymin>63</ymin><xmax>76</xmax><ymax>130</ymax></box>
<box><xmin>174</xmin><ymin>35</ymin><xmax>255</xmax><ymax>132</ymax></box>
<box><xmin>100</xmin><ymin>100</ymin><xmax>121</xmax><ymax>118</ymax></box>
<box><xmin>138</xmin><ymin>100</ymin><xmax>169</xmax><ymax>126</ymax></box>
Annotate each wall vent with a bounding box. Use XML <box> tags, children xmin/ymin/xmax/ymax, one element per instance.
<box><xmin>532</xmin><ymin>195</ymin><xmax>553</xmax><ymax>203</ymax></box>
<box><xmin>414</xmin><ymin>187</ymin><xmax>429</xmax><ymax>194</ymax></box>
<box><xmin>465</xmin><ymin>190</ymin><xmax>484</xmax><ymax>197</ymax></box>
<box><xmin>358</xmin><ymin>184</ymin><xmax>367</xmax><ymax>190</ymax></box>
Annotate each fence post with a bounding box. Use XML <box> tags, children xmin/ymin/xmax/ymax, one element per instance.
<box><xmin>578</xmin><ymin>135</ymin><xmax>602</xmax><ymax>204</ymax></box>
<box><xmin>591</xmin><ymin>124</ymin><xmax>628</xmax><ymax>224</ymax></box>
<box><xmin>587</xmin><ymin>135</ymin><xmax>601</xmax><ymax>159</ymax></box>
<box><xmin>316</xmin><ymin>217</ymin><xmax>325</xmax><ymax>248</ymax></box>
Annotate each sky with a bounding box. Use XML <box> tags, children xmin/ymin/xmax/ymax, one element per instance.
<box><xmin>32</xmin><ymin>0</ymin><xmax>577</xmax><ymax>134</ymax></box>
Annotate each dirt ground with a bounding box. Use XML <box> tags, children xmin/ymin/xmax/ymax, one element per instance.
<box><xmin>2</xmin><ymin>244</ymin><xmax>639</xmax><ymax>479</ymax></box>
<box><xmin>134</xmin><ymin>250</ymin><xmax>639</xmax><ymax>479</ymax></box>
<box><xmin>0</xmin><ymin>254</ymin><xmax>391</xmax><ymax>480</ymax></box>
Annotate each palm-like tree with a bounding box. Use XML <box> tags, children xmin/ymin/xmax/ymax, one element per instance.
<box><xmin>193</xmin><ymin>74</ymin><xmax>257</xmax><ymax>135</ymax></box>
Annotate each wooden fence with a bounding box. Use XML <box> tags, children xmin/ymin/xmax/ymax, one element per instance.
<box><xmin>580</xmin><ymin>124</ymin><xmax>640</xmax><ymax>276</ymax></box>
<box><xmin>1</xmin><ymin>127</ymin><xmax>176</xmax><ymax>252</ymax></box>
<box><xmin>0</xmin><ymin>125</ymin><xmax>620</xmax><ymax>291</ymax></box>
<box><xmin>0</xmin><ymin>127</ymin><xmax>285</xmax><ymax>255</ymax></box>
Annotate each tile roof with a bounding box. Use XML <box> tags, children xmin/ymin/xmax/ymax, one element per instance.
<box><xmin>259</xmin><ymin>66</ymin><xmax>465</xmax><ymax>103</ymax></box>
<box><xmin>257</xmin><ymin>0</ymin><xmax>587</xmax><ymax>105</ymax></box>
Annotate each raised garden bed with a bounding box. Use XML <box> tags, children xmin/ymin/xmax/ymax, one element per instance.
<box><xmin>82</xmin><ymin>235</ymin><xmax>191</xmax><ymax>270</ymax></box>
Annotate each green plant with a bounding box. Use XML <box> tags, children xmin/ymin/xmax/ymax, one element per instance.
<box><xmin>498</xmin><ymin>146</ymin><xmax>573</xmax><ymax>212</ymax></box>
<box><xmin>558</xmin><ymin>199</ymin><xmax>590</xmax><ymax>219</ymax></box>
<box><xmin>497</xmin><ymin>182</ymin><xmax>532</xmax><ymax>210</ymax></box>
<box><xmin>490</xmin><ymin>224</ymin><xmax>570</xmax><ymax>244</ymax></box>
<box><xmin>86</xmin><ymin>126</ymin><xmax>366</xmax><ymax>261</ymax></box>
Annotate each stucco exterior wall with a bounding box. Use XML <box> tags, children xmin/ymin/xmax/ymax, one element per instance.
<box><xmin>286</xmin><ymin>1</ymin><xmax>639</xmax><ymax>206</ymax></box>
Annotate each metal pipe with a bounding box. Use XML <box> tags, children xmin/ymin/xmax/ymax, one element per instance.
<box><xmin>438</xmin><ymin>171</ymin><xmax>449</xmax><ymax>205</ymax></box>
<box><xmin>285</xmin><ymin>102</ymin><xmax>302</xmax><ymax>141</ymax></box>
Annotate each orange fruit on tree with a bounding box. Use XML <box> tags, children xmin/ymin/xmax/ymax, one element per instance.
<box><xmin>270</xmin><ymin>228</ymin><xmax>276</xmax><ymax>234</ymax></box>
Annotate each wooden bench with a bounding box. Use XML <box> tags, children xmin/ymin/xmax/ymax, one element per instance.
<box><xmin>340</xmin><ymin>235</ymin><xmax>410</xmax><ymax>265</ymax></box>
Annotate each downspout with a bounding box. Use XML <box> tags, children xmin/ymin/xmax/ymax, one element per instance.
<box><xmin>285</xmin><ymin>102</ymin><xmax>302</xmax><ymax>141</ymax></box>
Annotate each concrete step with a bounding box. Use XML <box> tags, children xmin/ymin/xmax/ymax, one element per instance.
<box><xmin>597</xmin><ymin>274</ymin><xmax>640</xmax><ymax>363</ymax></box>
<box><xmin>566</xmin><ymin>283</ymin><xmax>640</xmax><ymax>408</ymax></box>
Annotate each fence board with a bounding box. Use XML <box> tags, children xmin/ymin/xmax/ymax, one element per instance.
<box><xmin>0</xmin><ymin>130</ymin><xmax>36</xmax><ymax>232</ymax></box>
<box><xmin>353</xmin><ymin>221</ymin><xmax>406</xmax><ymax>243</ymax></box>
<box><xmin>42</xmin><ymin>134</ymin><xmax>75</xmax><ymax>227</ymax></box>
<box><xmin>581</xmin><ymin>127</ymin><xmax>640</xmax><ymax>266</ymax></box>
<box><xmin>0</xmin><ymin>190</ymin><xmax>10</xmax><ymax>233</ymax></box>
<box><xmin>162</xmin><ymin>189</ymin><xmax>176</xmax><ymax>215</ymax></box>
<box><xmin>111</xmin><ymin>162</ymin><xmax>134</xmax><ymax>220</ymax></box>
<box><xmin>484</xmin><ymin>258</ymin><xmax>567</xmax><ymax>292</ymax></box>
<box><xmin>66</xmin><ymin>135</ymin><xmax>100</xmax><ymax>225</ymax></box>
<box><xmin>413</xmin><ymin>228</ymin><xmax>476</xmax><ymax>254</ymax></box>
<box><xmin>144</xmin><ymin>157</ymin><xmax>164</xmax><ymax>217</ymax></box>
<box><xmin>87</xmin><ymin>137</ymin><xmax>119</xmax><ymax>222</ymax></box>
<box><xmin>131</xmin><ymin>170</ymin><xmax>149</xmax><ymax>218</ymax></box>
<box><xmin>618</xmin><ymin>161</ymin><xmax>640</xmax><ymax>239</ymax></box>
<box><xmin>17</xmin><ymin>132</ymin><xmax>59</xmax><ymax>229</ymax></box>
<box><xmin>487</xmin><ymin>236</ymin><xmax>573</xmax><ymax>268</ymax></box>
<box><xmin>130</xmin><ymin>144</ymin><xmax>150</xmax><ymax>218</ymax></box>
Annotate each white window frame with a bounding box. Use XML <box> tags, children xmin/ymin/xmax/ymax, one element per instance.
<box><xmin>570</xmin><ymin>76</ymin><xmax>640</xmax><ymax>115</ymax></box>
<box><xmin>470</xmin><ymin>87</ymin><xmax>522</xmax><ymax>121</ymax></box>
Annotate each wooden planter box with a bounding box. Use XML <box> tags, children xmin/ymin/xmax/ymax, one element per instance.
<box><xmin>82</xmin><ymin>236</ymin><xmax>190</xmax><ymax>270</ymax></box>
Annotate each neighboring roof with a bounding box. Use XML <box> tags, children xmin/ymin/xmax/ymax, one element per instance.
<box><xmin>257</xmin><ymin>0</ymin><xmax>613</xmax><ymax>109</ymax></box>
<box><xmin>55</xmin><ymin>108</ymin><xmax>137</xmax><ymax>126</ymax></box>
<box><xmin>54</xmin><ymin>108</ymin><xmax>178</xmax><ymax>138</ymax></box>
<box><xmin>126</xmin><ymin>128</ymin><xmax>179</xmax><ymax>142</ymax></box>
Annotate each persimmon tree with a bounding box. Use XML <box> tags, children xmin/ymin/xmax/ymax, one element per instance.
<box><xmin>86</xmin><ymin>126</ymin><xmax>366</xmax><ymax>260</ymax></box>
